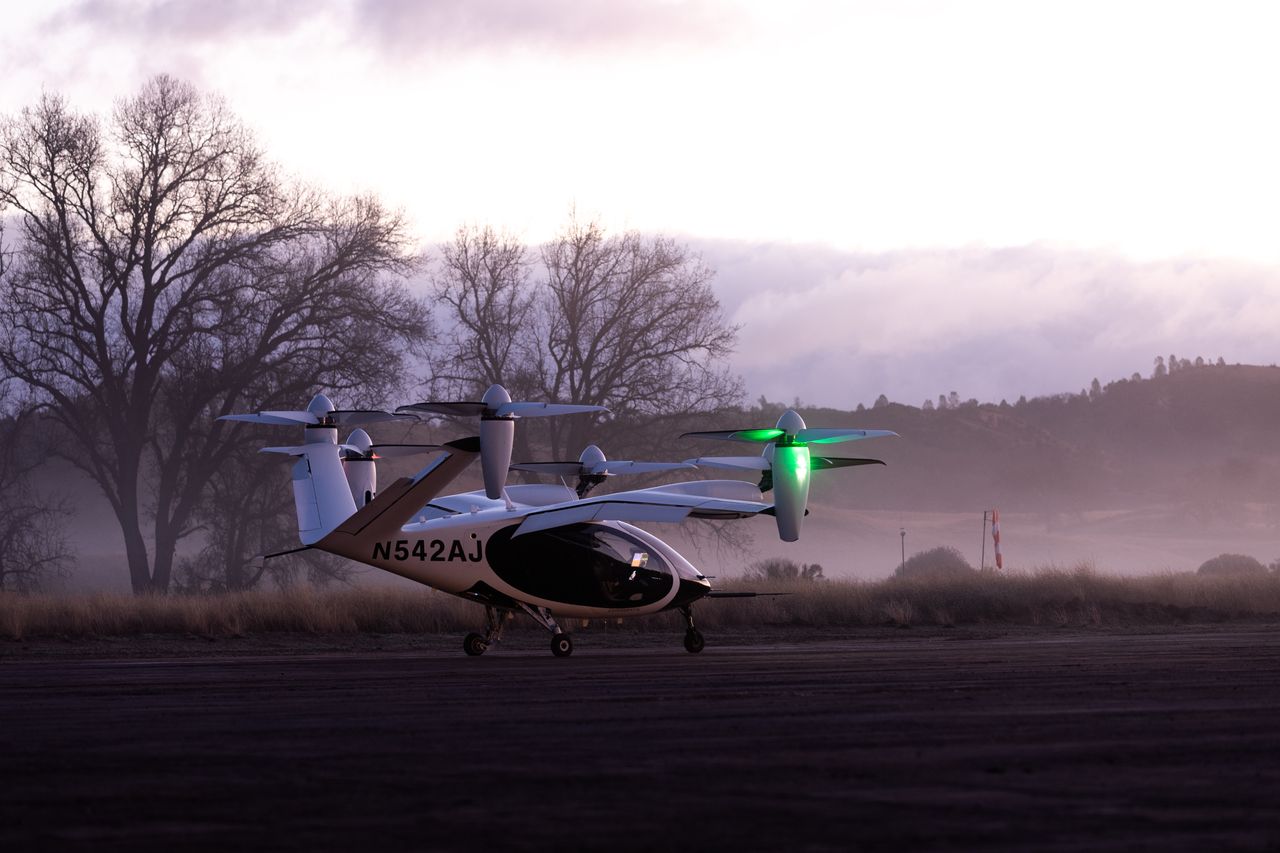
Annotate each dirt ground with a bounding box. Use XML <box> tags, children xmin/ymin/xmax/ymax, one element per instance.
<box><xmin>2</xmin><ymin>626</ymin><xmax>1279</xmax><ymax>851</ymax></box>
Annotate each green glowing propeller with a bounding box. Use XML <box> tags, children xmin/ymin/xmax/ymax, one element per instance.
<box><xmin>682</xmin><ymin>409</ymin><xmax>897</xmax><ymax>541</ymax></box>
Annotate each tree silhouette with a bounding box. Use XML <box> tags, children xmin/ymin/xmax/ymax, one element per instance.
<box><xmin>0</xmin><ymin>77</ymin><xmax>426</xmax><ymax>592</ymax></box>
<box><xmin>430</xmin><ymin>216</ymin><xmax>740</xmax><ymax>462</ymax></box>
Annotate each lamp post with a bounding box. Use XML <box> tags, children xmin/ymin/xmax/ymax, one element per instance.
<box><xmin>899</xmin><ymin>527</ymin><xmax>906</xmax><ymax>574</ymax></box>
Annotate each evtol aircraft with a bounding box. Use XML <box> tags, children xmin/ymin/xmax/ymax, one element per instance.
<box><xmin>223</xmin><ymin>384</ymin><xmax>896</xmax><ymax>656</ymax></box>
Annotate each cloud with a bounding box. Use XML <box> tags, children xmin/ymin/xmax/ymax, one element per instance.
<box><xmin>348</xmin><ymin>0</ymin><xmax>738</xmax><ymax>56</ymax></box>
<box><xmin>40</xmin><ymin>0</ymin><xmax>739</xmax><ymax>58</ymax></box>
<box><xmin>695</xmin><ymin>241</ymin><xmax>1280</xmax><ymax>409</ymax></box>
<box><xmin>41</xmin><ymin>0</ymin><xmax>317</xmax><ymax>44</ymax></box>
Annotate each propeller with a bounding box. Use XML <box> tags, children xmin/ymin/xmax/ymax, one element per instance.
<box><xmin>511</xmin><ymin>444</ymin><xmax>694</xmax><ymax>498</ymax></box>
<box><xmin>397</xmin><ymin>384</ymin><xmax>607</xmax><ymax>499</ymax></box>
<box><xmin>261</xmin><ymin>428</ymin><xmax>444</xmax><ymax>508</ymax></box>
<box><xmin>682</xmin><ymin>409</ymin><xmax>897</xmax><ymax>541</ymax></box>
<box><xmin>688</xmin><ymin>454</ymin><xmax>885</xmax><ymax>493</ymax></box>
<box><xmin>220</xmin><ymin>393</ymin><xmax>410</xmax><ymax>430</ymax></box>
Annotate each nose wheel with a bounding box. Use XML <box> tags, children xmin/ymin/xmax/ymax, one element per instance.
<box><xmin>679</xmin><ymin>605</ymin><xmax>705</xmax><ymax>654</ymax></box>
<box><xmin>516</xmin><ymin>602</ymin><xmax>576</xmax><ymax>657</ymax></box>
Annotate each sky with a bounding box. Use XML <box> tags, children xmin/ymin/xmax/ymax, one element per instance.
<box><xmin>3</xmin><ymin>0</ymin><xmax>1280</xmax><ymax>409</ymax></box>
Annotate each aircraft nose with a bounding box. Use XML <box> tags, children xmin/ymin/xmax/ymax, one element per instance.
<box><xmin>673</xmin><ymin>575</ymin><xmax>711</xmax><ymax>607</ymax></box>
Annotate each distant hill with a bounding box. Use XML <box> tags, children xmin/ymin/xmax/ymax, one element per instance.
<box><xmin>763</xmin><ymin>363</ymin><xmax>1280</xmax><ymax>514</ymax></box>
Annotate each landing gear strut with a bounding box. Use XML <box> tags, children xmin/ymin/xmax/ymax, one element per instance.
<box><xmin>463</xmin><ymin>606</ymin><xmax>507</xmax><ymax>656</ymax></box>
<box><xmin>519</xmin><ymin>602</ymin><xmax>573</xmax><ymax>657</ymax></box>
<box><xmin>680</xmin><ymin>605</ymin><xmax>705</xmax><ymax>654</ymax></box>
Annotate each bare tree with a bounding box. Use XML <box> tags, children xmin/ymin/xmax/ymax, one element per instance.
<box><xmin>536</xmin><ymin>217</ymin><xmax>740</xmax><ymax>458</ymax></box>
<box><xmin>430</xmin><ymin>225</ymin><xmax>538</xmax><ymax>399</ymax></box>
<box><xmin>0</xmin><ymin>76</ymin><xmax>427</xmax><ymax>593</ymax></box>
<box><xmin>0</xmin><ymin>402</ymin><xmax>72</xmax><ymax>592</ymax></box>
<box><xmin>429</xmin><ymin>218</ymin><xmax>741</xmax><ymax>464</ymax></box>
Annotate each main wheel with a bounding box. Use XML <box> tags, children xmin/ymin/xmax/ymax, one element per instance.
<box><xmin>551</xmin><ymin>633</ymin><xmax>574</xmax><ymax>657</ymax></box>
<box><xmin>683</xmin><ymin>628</ymin><xmax>705</xmax><ymax>654</ymax></box>
<box><xmin>463</xmin><ymin>632</ymin><xmax>488</xmax><ymax>656</ymax></box>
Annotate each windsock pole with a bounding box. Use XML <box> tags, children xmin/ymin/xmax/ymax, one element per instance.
<box><xmin>980</xmin><ymin>510</ymin><xmax>989</xmax><ymax>570</ymax></box>
<box><xmin>992</xmin><ymin>508</ymin><xmax>1003</xmax><ymax>569</ymax></box>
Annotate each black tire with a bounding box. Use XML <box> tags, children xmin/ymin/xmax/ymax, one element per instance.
<box><xmin>683</xmin><ymin>628</ymin><xmax>705</xmax><ymax>654</ymax></box>
<box><xmin>464</xmin><ymin>632</ymin><xmax>487</xmax><ymax>656</ymax></box>
<box><xmin>551</xmin><ymin>633</ymin><xmax>573</xmax><ymax>657</ymax></box>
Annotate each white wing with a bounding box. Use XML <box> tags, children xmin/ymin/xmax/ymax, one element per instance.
<box><xmin>512</xmin><ymin>479</ymin><xmax>769</xmax><ymax>536</ymax></box>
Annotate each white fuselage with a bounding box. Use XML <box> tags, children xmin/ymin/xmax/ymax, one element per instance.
<box><xmin>354</xmin><ymin>504</ymin><xmax>709</xmax><ymax>619</ymax></box>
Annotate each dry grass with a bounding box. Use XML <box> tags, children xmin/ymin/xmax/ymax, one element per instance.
<box><xmin>695</xmin><ymin>564</ymin><xmax>1280</xmax><ymax>630</ymax></box>
<box><xmin>3</xmin><ymin>565</ymin><xmax>1280</xmax><ymax>640</ymax></box>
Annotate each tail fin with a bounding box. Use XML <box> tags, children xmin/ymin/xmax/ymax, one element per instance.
<box><xmin>315</xmin><ymin>437</ymin><xmax>481</xmax><ymax>561</ymax></box>
<box><xmin>288</xmin><ymin>444</ymin><xmax>358</xmax><ymax>545</ymax></box>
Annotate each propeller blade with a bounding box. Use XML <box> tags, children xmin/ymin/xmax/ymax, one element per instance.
<box><xmin>260</xmin><ymin>445</ymin><xmax>308</xmax><ymax>455</ymax></box>
<box><xmin>221</xmin><ymin>411</ymin><xmax>318</xmax><ymax>426</ymax></box>
<box><xmin>810</xmin><ymin>456</ymin><xmax>886</xmax><ymax>470</ymax></box>
<box><xmin>510</xmin><ymin>462</ymin><xmax>585</xmax><ymax>476</ymax></box>
<box><xmin>588</xmin><ymin>461</ymin><xmax>696</xmax><ymax>475</ymax></box>
<box><xmin>680</xmin><ymin>428</ymin><xmax>786</xmax><ymax>443</ymax></box>
<box><xmin>395</xmin><ymin>401</ymin><xmax>488</xmax><ymax>417</ymax></box>
<box><xmin>498</xmin><ymin>402</ymin><xmax>608</xmax><ymax>418</ymax></box>
<box><xmin>331</xmin><ymin>410</ymin><xmax>415</xmax><ymax>426</ymax></box>
<box><xmin>797</xmin><ymin>428</ymin><xmax>898</xmax><ymax>444</ymax></box>
<box><xmin>684</xmin><ymin>456</ymin><xmax>771</xmax><ymax>471</ymax></box>
<box><xmin>368</xmin><ymin>444</ymin><xmax>444</xmax><ymax>458</ymax></box>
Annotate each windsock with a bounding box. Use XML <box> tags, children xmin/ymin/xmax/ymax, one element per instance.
<box><xmin>991</xmin><ymin>508</ymin><xmax>1003</xmax><ymax>569</ymax></box>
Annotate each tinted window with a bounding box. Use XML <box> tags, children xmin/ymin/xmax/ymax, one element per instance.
<box><xmin>486</xmin><ymin>523</ymin><xmax>674</xmax><ymax>608</ymax></box>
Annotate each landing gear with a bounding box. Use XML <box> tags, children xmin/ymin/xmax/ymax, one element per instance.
<box><xmin>463</xmin><ymin>633</ymin><xmax>487</xmax><ymax>656</ymax></box>
<box><xmin>679</xmin><ymin>605</ymin><xmax>705</xmax><ymax>654</ymax></box>
<box><xmin>551</xmin><ymin>633</ymin><xmax>574</xmax><ymax>657</ymax></box>
<box><xmin>519</xmin><ymin>602</ymin><xmax>574</xmax><ymax>657</ymax></box>
<box><xmin>462</xmin><ymin>607</ymin><xmax>506</xmax><ymax>656</ymax></box>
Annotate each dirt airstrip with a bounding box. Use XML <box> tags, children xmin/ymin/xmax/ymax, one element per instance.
<box><xmin>2</xmin><ymin>626</ymin><xmax>1279</xmax><ymax>851</ymax></box>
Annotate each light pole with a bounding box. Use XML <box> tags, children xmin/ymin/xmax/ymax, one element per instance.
<box><xmin>899</xmin><ymin>527</ymin><xmax>906</xmax><ymax>574</ymax></box>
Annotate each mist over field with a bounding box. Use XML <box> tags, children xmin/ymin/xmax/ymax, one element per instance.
<box><xmin>52</xmin><ymin>360</ymin><xmax>1280</xmax><ymax>591</ymax></box>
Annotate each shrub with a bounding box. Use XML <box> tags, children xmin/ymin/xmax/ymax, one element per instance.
<box><xmin>1196</xmin><ymin>553</ymin><xmax>1268</xmax><ymax>576</ymax></box>
<box><xmin>744</xmin><ymin>558</ymin><xmax>825</xmax><ymax>582</ymax></box>
<box><xmin>895</xmin><ymin>546</ymin><xmax>974</xmax><ymax>579</ymax></box>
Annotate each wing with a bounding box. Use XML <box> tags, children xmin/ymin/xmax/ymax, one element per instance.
<box><xmin>588</xmin><ymin>461</ymin><xmax>696</xmax><ymax>475</ymax></box>
<box><xmin>512</xmin><ymin>480</ymin><xmax>770</xmax><ymax>537</ymax></box>
<box><xmin>685</xmin><ymin>455</ymin><xmax>771</xmax><ymax>471</ymax></box>
<box><xmin>509</xmin><ymin>461</ymin><xmax>584</xmax><ymax>476</ymax></box>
